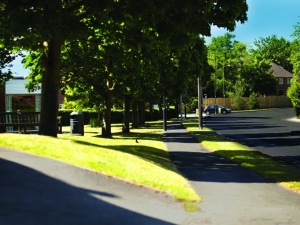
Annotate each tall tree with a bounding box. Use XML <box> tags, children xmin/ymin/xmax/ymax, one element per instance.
<box><xmin>287</xmin><ymin>21</ymin><xmax>300</xmax><ymax>114</ymax></box>
<box><xmin>251</xmin><ymin>35</ymin><xmax>292</xmax><ymax>72</ymax></box>
<box><xmin>240</xmin><ymin>58</ymin><xmax>277</xmax><ymax>96</ymax></box>
<box><xmin>207</xmin><ymin>33</ymin><xmax>248</xmax><ymax>97</ymax></box>
<box><xmin>290</xmin><ymin>22</ymin><xmax>300</xmax><ymax>77</ymax></box>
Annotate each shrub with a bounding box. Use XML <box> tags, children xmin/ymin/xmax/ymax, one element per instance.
<box><xmin>231</xmin><ymin>97</ymin><xmax>247</xmax><ymax>110</ymax></box>
<box><xmin>248</xmin><ymin>92</ymin><xmax>261</xmax><ymax>109</ymax></box>
<box><xmin>185</xmin><ymin>97</ymin><xmax>198</xmax><ymax>112</ymax></box>
<box><xmin>89</xmin><ymin>118</ymin><xmax>102</xmax><ymax>127</ymax></box>
<box><xmin>287</xmin><ymin>79</ymin><xmax>300</xmax><ymax>117</ymax></box>
<box><xmin>231</xmin><ymin>80</ymin><xmax>247</xmax><ymax>110</ymax></box>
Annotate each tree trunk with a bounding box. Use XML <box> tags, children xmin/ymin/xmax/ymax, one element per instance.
<box><xmin>39</xmin><ymin>38</ymin><xmax>61</xmax><ymax>137</ymax></box>
<box><xmin>97</xmin><ymin>105</ymin><xmax>102</xmax><ymax>127</ymax></box>
<box><xmin>159</xmin><ymin>103</ymin><xmax>163</xmax><ymax>120</ymax></box>
<box><xmin>149</xmin><ymin>103</ymin><xmax>153</xmax><ymax>121</ymax></box>
<box><xmin>122</xmin><ymin>94</ymin><xmax>131</xmax><ymax>133</ymax></box>
<box><xmin>38</xmin><ymin>1</ymin><xmax>62</xmax><ymax>137</ymax></box>
<box><xmin>102</xmin><ymin>56</ymin><xmax>114</xmax><ymax>138</ymax></box>
<box><xmin>102</xmin><ymin>88</ymin><xmax>112</xmax><ymax>137</ymax></box>
<box><xmin>138</xmin><ymin>101</ymin><xmax>145</xmax><ymax>126</ymax></box>
<box><xmin>131</xmin><ymin>99</ymin><xmax>138</xmax><ymax>128</ymax></box>
<box><xmin>175</xmin><ymin>102</ymin><xmax>179</xmax><ymax>119</ymax></box>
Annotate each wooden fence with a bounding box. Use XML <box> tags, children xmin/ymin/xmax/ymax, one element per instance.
<box><xmin>203</xmin><ymin>96</ymin><xmax>292</xmax><ymax>109</ymax></box>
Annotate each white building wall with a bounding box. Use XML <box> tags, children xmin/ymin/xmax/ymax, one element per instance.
<box><xmin>5</xmin><ymin>78</ymin><xmax>41</xmax><ymax>95</ymax></box>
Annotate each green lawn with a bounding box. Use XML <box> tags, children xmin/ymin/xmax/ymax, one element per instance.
<box><xmin>183</xmin><ymin>118</ymin><xmax>300</xmax><ymax>192</ymax></box>
<box><xmin>0</xmin><ymin>121</ymin><xmax>201</xmax><ymax>203</ymax></box>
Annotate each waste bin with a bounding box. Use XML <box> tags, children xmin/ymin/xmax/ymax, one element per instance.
<box><xmin>70</xmin><ymin>112</ymin><xmax>84</xmax><ymax>135</ymax></box>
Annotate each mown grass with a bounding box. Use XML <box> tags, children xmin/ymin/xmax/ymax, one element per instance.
<box><xmin>0</xmin><ymin>121</ymin><xmax>201</xmax><ymax>203</ymax></box>
<box><xmin>183</xmin><ymin>118</ymin><xmax>300</xmax><ymax>192</ymax></box>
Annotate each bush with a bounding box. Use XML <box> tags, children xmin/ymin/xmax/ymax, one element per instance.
<box><xmin>231</xmin><ymin>96</ymin><xmax>247</xmax><ymax>110</ymax></box>
<box><xmin>58</xmin><ymin>107</ymin><xmax>178</xmax><ymax>126</ymax></box>
<box><xmin>231</xmin><ymin>80</ymin><xmax>247</xmax><ymax>110</ymax></box>
<box><xmin>184</xmin><ymin>97</ymin><xmax>198</xmax><ymax>112</ymax></box>
<box><xmin>248</xmin><ymin>92</ymin><xmax>261</xmax><ymax>110</ymax></box>
<box><xmin>89</xmin><ymin>118</ymin><xmax>102</xmax><ymax>127</ymax></box>
<box><xmin>287</xmin><ymin>79</ymin><xmax>300</xmax><ymax>117</ymax></box>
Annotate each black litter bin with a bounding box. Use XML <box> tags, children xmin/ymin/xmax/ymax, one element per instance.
<box><xmin>70</xmin><ymin>112</ymin><xmax>84</xmax><ymax>135</ymax></box>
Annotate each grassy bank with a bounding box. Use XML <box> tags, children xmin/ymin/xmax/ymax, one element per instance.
<box><xmin>183</xmin><ymin>118</ymin><xmax>300</xmax><ymax>192</ymax></box>
<box><xmin>0</xmin><ymin>121</ymin><xmax>201</xmax><ymax>203</ymax></box>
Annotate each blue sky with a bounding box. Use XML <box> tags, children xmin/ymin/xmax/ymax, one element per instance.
<box><xmin>205</xmin><ymin>0</ymin><xmax>300</xmax><ymax>46</ymax></box>
<box><xmin>9</xmin><ymin>0</ymin><xmax>300</xmax><ymax>76</ymax></box>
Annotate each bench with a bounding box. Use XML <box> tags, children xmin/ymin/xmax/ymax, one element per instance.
<box><xmin>0</xmin><ymin>112</ymin><xmax>62</xmax><ymax>134</ymax></box>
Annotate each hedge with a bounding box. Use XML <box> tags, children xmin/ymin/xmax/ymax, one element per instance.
<box><xmin>58</xmin><ymin>108</ymin><xmax>177</xmax><ymax>126</ymax></box>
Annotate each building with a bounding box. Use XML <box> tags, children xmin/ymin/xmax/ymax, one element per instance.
<box><xmin>4</xmin><ymin>76</ymin><xmax>41</xmax><ymax>112</ymax></box>
<box><xmin>269</xmin><ymin>62</ymin><xmax>293</xmax><ymax>96</ymax></box>
<box><xmin>0</xmin><ymin>76</ymin><xmax>64</xmax><ymax>113</ymax></box>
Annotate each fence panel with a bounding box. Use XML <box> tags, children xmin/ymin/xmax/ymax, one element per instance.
<box><xmin>203</xmin><ymin>96</ymin><xmax>292</xmax><ymax>109</ymax></box>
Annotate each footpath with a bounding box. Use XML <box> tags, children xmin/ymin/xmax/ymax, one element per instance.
<box><xmin>0</xmin><ymin>120</ymin><xmax>300</xmax><ymax>224</ymax></box>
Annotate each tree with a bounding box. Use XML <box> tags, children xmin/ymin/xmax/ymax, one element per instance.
<box><xmin>287</xmin><ymin>80</ymin><xmax>300</xmax><ymax>116</ymax></box>
<box><xmin>208</xmin><ymin>32</ymin><xmax>279</xmax><ymax>98</ymax></box>
<box><xmin>240</xmin><ymin>57</ymin><xmax>277</xmax><ymax>96</ymax></box>
<box><xmin>287</xmin><ymin>22</ymin><xmax>300</xmax><ymax>114</ymax></box>
<box><xmin>251</xmin><ymin>35</ymin><xmax>292</xmax><ymax>72</ymax></box>
<box><xmin>207</xmin><ymin>33</ymin><xmax>248</xmax><ymax>97</ymax></box>
<box><xmin>290</xmin><ymin>22</ymin><xmax>300</xmax><ymax>78</ymax></box>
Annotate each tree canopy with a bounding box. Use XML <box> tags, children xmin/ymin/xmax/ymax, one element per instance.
<box><xmin>0</xmin><ymin>0</ymin><xmax>248</xmax><ymax>137</ymax></box>
<box><xmin>251</xmin><ymin>35</ymin><xmax>292</xmax><ymax>72</ymax></box>
<box><xmin>206</xmin><ymin>32</ymin><xmax>277</xmax><ymax>98</ymax></box>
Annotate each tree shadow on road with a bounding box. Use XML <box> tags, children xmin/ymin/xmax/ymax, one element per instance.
<box><xmin>0</xmin><ymin>157</ymin><xmax>177</xmax><ymax>225</ymax></box>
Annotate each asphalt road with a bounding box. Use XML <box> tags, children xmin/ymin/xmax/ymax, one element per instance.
<box><xmin>203</xmin><ymin>108</ymin><xmax>300</xmax><ymax>161</ymax></box>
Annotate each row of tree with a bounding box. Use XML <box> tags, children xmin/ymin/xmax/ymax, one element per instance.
<box><xmin>195</xmin><ymin>34</ymin><xmax>292</xmax><ymax>100</ymax></box>
<box><xmin>0</xmin><ymin>0</ymin><xmax>249</xmax><ymax>137</ymax></box>
<box><xmin>182</xmin><ymin>18</ymin><xmax>300</xmax><ymax>113</ymax></box>
<box><xmin>184</xmin><ymin>23</ymin><xmax>300</xmax><ymax>109</ymax></box>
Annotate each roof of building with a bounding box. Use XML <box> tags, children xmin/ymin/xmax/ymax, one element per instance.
<box><xmin>269</xmin><ymin>62</ymin><xmax>293</xmax><ymax>78</ymax></box>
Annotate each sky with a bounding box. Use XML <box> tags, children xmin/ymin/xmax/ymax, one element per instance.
<box><xmin>205</xmin><ymin>0</ymin><xmax>300</xmax><ymax>46</ymax></box>
<box><xmin>8</xmin><ymin>0</ymin><xmax>300</xmax><ymax>76</ymax></box>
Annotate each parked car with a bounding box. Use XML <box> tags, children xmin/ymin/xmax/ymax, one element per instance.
<box><xmin>203</xmin><ymin>105</ymin><xmax>231</xmax><ymax>115</ymax></box>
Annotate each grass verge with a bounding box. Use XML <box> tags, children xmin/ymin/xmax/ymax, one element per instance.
<box><xmin>183</xmin><ymin>118</ymin><xmax>300</xmax><ymax>192</ymax></box>
<box><xmin>0</xmin><ymin>121</ymin><xmax>201</xmax><ymax>203</ymax></box>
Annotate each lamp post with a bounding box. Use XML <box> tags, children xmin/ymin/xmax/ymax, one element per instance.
<box><xmin>223</xmin><ymin>64</ymin><xmax>230</xmax><ymax>107</ymax></box>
